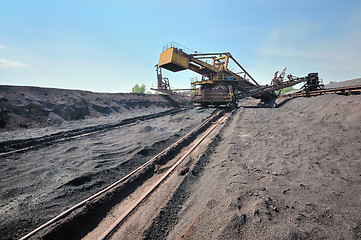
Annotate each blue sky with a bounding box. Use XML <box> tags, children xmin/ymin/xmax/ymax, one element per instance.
<box><xmin>1</xmin><ymin>0</ymin><xmax>361</xmax><ymax>93</ymax></box>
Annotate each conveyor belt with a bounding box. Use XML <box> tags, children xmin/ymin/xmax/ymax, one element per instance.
<box><xmin>280</xmin><ymin>85</ymin><xmax>361</xmax><ymax>98</ymax></box>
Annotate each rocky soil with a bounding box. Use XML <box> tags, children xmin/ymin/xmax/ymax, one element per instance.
<box><xmin>155</xmin><ymin>93</ymin><xmax>361</xmax><ymax>240</ymax></box>
<box><xmin>325</xmin><ymin>78</ymin><xmax>361</xmax><ymax>89</ymax></box>
<box><xmin>0</xmin><ymin>79</ymin><xmax>360</xmax><ymax>239</ymax></box>
<box><xmin>0</xmin><ymin>85</ymin><xmax>190</xmax><ymax>132</ymax></box>
<box><xmin>0</xmin><ymin>85</ymin><xmax>197</xmax><ymax>239</ymax></box>
<box><xmin>0</xmin><ymin>106</ymin><xmax>216</xmax><ymax>239</ymax></box>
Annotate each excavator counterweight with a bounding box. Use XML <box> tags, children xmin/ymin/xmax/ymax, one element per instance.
<box><xmin>159</xmin><ymin>47</ymin><xmax>189</xmax><ymax>72</ymax></box>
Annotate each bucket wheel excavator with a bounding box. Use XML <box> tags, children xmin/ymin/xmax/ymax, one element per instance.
<box><xmin>155</xmin><ymin>42</ymin><xmax>319</xmax><ymax>106</ymax></box>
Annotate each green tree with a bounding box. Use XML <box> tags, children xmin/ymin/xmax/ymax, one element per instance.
<box><xmin>132</xmin><ymin>84</ymin><xmax>146</xmax><ymax>94</ymax></box>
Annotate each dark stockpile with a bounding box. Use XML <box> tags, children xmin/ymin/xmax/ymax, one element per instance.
<box><xmin>0</xmin><ymin>85</ymin><xmax>191</xmax><ymax>131</ymax></box>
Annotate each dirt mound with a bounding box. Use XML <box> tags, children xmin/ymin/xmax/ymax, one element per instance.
<box><xmin>324</xmin><ymin>77</ymin><xmax>361</xmax><ymax>89</ymax></box>
<box><xmin>0</xmin><ymin>107</ymin><xmax>214</xmax><ymax>240</ymax></box>
<box><xmin>281</xmin><ymin>94</ymin><xmax>361</xmax><ymax>128</ymax></box>
<box><xmin>155</xmin><ymin>94</ymin><xmax>361</xmax><ymax>239</ymax></box>
<box><xmin>0</xmin><ymin>85</ymin><xmax>191</xmax><ymax>132</ymax></box>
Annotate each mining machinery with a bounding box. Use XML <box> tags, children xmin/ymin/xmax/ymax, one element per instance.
<box><xmin>156</xmin><ymin>42</ymin><xmax>320</xmax><ymax>106</ymax></box>
<box><xmin>272</xmin><ymin>67</ymin><xmax>287</xmax><ymax>85</ymax></box>
<box><xmin>301</xmin><ymin>72</ymin><xmax>324</xmax><ymax>92</ymax></box>
<box><xmin>155</xmin><ymin>64</ymin><xmax>170</xmax><ymax>91</ymax></box>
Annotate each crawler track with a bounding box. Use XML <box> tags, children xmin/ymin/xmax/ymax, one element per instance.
<box><xmin>19</xmin><ymin>108</ymin><xmax>230</xmax><ymax>240</ymax></box>
<box><xmin>0</xmin><ymin>108</ymin><xmax>186</xmax><ymax>156</ymax></box>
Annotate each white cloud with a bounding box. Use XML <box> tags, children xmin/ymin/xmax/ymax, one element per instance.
<box><xmin>0</xmin><ymin>58</ymin><xmax>26</xmax><ymax>68</ymax></box>
<box><xmin>0</xmin><ymin>44</ymin><xmax>25</xmax><ymax>51</ymax></box>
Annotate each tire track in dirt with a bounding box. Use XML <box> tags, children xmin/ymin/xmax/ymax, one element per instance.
<box><xmin>0</xmin><ymin>108</ymin><xmax>185</xmax><ymax>156</ymax></box>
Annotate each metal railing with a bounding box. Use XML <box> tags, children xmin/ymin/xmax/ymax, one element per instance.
<box><xmin>162</xmin><ymin>42</ymin><xmax>195</xmax><ymax>54</ymax></box>
<box><xmin>190</xmin><ymin>76</ymin><xmax>210</xmax><ymax>84</ymax></box>
<box><xmin>190</xmin><ymin>74</ymin><xmax>248</xmax><ymax>85</ymax></box>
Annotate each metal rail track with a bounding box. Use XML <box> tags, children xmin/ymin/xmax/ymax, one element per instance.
<box><xmin>98</xmin><ymin>110</ymin><xmax>232</xmax><ymax>240</ymax></box>
<box><xmin>19</xmin><ymin>109</ymin><xmax>228</xmax><ymax>240</ymax></box>
<box><xmin>0</xmin><ymin>108</ymin><xmax>186</xmax><ymax>157</ymax></box>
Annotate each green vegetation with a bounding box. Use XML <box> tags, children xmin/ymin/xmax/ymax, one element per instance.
<box><xmin>189</xmin><ymin>90</ymin><xmax>196</xmax><ymax>96</ymax></box>
<box><xmin>329</xmin><ymin>81</ymin><xmax>337</xmax><ymax>84</ymax></box>
<box><xmin>132</xmin><ymin>84</ymin><xmax>151</xmax><ymax>94</ymax></box>
<box><xmin>278</xmin><ymin>86</ymin><xmax>294</xmax><ymax>95</ymax></box>
<box><xmin>154</xmin><ymin>91</ymin><xmax>167</xmax><ymax>95</ymax></box>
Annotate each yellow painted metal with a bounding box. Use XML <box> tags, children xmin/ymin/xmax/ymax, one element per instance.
<box><xmin>224</xmin><ymin>53</ymin><xmax>230</xmax><ymax>70</ymax></box>
<box><xmin>191</xmin><ymin>78</ymin><xmax>240</xmax><ymax>86</ymax></box>
<box><xmin>211</xmin><ymin>54</ymin><xmax>230</xmax><ymax>71</ymax></box>
<box><xmin>158</xmin><ymin>44</ymin><xmax>260</xmax><ymax>105</ymax></box>
<box><xmin>158</xmin><ymin>47</ymin><xmax>189</xmax><ymax>72</ymax></box>
<box><xmin>190</xmin><ymin>58</ymin><xmax>219</xmax><ymax>73</ymax></box>
<box><xmin>192</xmin><ymin>80</ymin><xmax>215</xmax><ymax>85</ymax></box>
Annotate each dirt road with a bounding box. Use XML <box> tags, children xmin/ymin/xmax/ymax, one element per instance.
<box><xmin>145</xmin><ymin>95</ymin><xmax>361</xmax><ymax>239</ymax></box>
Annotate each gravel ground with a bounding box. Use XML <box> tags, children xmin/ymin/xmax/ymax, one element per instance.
<box><xmin>0</xmin><ymin>85</ymin><xmax>190</xmax><ymax>132</ymax></box>
<box><xmin>0</xmin><ymin>107</ymin><xmax>216</xmax><ymax>240</ymax></box>
<box><xmin>324</xmin><ymin>78</ymin><xmax>361</xmax><ymax>89</ymax></box>
<box><xmin>1</xmin><ymin>79</ymin><xmax>360</xmax><ymax>239</ymax></box>
<box><xmin>156</xmin><ymin>94</ymin><xmax>361</xmax><ymax>239</ymax></box>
